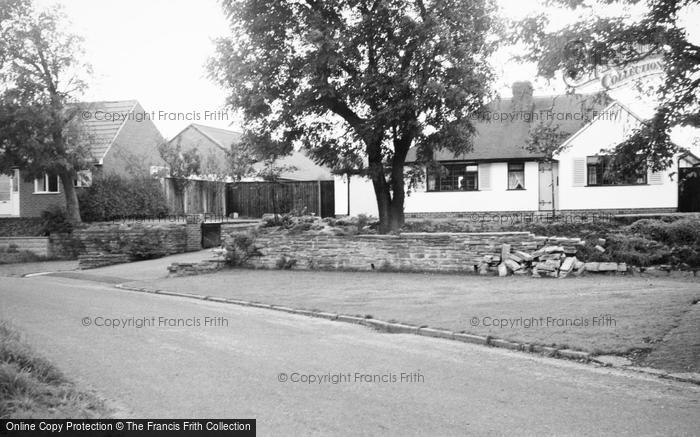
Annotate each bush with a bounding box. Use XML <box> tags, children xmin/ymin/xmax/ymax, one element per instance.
<box><xmin>124</xmin><ymin>231</ymin><xmax>169</xmax><ymax>260</ymax></box>
<box><xmin>627</xmin><ymin>218</ymin><xmax>700</xmax><ymax>246</ymax></box>
<box><xmin>224</xmin><ymin>232</ymin><xmax>260</xmax><ymax>266</ymax></box>
<box><xmin>39</xmin><ymin>206</ymin><xmax>73</xmax><ymax>236</ymax></box>
<box><xmin>78</xmin><ymin>174</ymin><xmax>169</xmax><ymax>222</ymax></box>
<box><xmin>275</xmin><ymin>255</ymin><xmax>297</xmax><ymax>270</ymax></box>
<box><xmin>605</xmin><ymin>235</ymin><xmax>672</xmax><ymax>267</ymax></box>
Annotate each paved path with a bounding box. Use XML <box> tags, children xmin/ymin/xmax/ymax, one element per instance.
<box><xmin>1</xmin><ymin>275</ymin><xmax>699</xmax><ymax>436</ymax></box>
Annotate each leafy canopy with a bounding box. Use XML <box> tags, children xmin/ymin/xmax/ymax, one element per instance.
<box><xmin>209</xmin><ymin>0</ymin><xmax>499</xmax><ymax>176</ymax></box>
<box><xmin>0</xmin><ymin>0</ymin><xmax>93</xmax><ymax>179</ymax></box>
<box><xmin>512</xmin><ymin>0</ymin><xmax>700</xmax><ymax>172</ymax></box>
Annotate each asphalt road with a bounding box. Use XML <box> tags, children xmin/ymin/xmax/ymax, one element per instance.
<box><xmin>1</xmin><ymin>275</ymin><xmax>699</xmax><ymax>436</ymax></box>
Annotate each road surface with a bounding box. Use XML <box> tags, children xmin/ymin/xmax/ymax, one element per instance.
<box><xmin>1</xmin><ymin>275</ymin><xmax>699</xmax><ymax>436</ymax></box>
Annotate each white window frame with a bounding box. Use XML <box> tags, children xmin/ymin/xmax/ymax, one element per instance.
<box><xmin>34</xmin><ymin>173</ymin><xmax>60</xmax><ymax>194</ymax></box>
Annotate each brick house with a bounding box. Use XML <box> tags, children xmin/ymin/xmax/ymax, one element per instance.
<box><xmin>0</xmin><ymin>100</ymin><xmax>164</xmax><ymax>217</ymax></box>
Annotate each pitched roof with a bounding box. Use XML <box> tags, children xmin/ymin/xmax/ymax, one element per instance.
<box><xmin>189</xmin><ymin>123</ymin><xmax>243</xmax><ymax>151</ymax></box>
<box><xmin>80</xmin><ymin>100</ymin><xmax>138</xmax><ymax>161</ymax></box>
<box><xmin>406</xmin><ymin>93</ymin><xmax>609</xmax><ymax>162</ymax></box>
<box><xmin>252</xmin><ymin>150</ymin><xmax>333</xmax><ymax>181</ymax></box>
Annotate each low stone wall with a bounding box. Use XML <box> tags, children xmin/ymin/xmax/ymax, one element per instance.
<box><xmin>74</xmin><ymin>222</ymin><xmax>201</xmax><ymax>269</ymax></box>
<box><xmin>0</xmin><ymin>237</ymin><xmax>51</xmax><ymax>257</ymax></box>
<box><xmin>233</xmin><ymin>230</ymin><xmax>584</xmax><ymax>274</ymax></box>
<box><xmin>167</xmin><ymin>260</ymin><xmax>223</xmax><ymax>276</ymax></box>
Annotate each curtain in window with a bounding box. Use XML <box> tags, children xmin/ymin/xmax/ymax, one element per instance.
<box><xmin>508</xmin><ymin>171</ymin><xmax>524</xmax><ymax>189</ymax></box>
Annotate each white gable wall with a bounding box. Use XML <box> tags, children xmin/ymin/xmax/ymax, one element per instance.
<box><xmin>555</xmin><ymin>104</ymin><xmax>677</xmax><ymax>210</ymax></box>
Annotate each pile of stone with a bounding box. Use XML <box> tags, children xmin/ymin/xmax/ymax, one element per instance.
<box><xmin>478</xmin><ymin>241</ymin><xmax>628</xmax><ymax>278</ymax></box>
<box><xmin>167</xmin><ymin>260</ymin><xmax>222</xmax><ymax>277</ymax></box>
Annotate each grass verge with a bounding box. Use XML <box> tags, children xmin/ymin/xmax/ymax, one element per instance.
<box><xmin>130</xmin><ymin>270</ymin><xmax>700</xmax><ymax>372</ymax></box>
<box><xmin>0</xmin><ymin>321</ymin><xmax>111</xmax><ymax>419</ymax></box>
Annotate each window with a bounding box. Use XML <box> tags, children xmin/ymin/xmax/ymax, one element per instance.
<box><xmin>427</xmin><ymin>163</ymin><xmax>478</xmax><ymax>191</ymax></box>
<box><xmin>586</xmin><ymin>155</ymin><xmax>646</xmax><ymax>186</ymax></box>
<box><xmin>34</xmin><ymin>173</ymin><xmax>60</xmax><ymax>193</ymax></box>
<box><xmin>507</xmin><ymin>162</ymin><xmax>525</xmax><ymax>190</ymax></box>
<box><xmin>74</xmin><ymin>170</ymin><xmax>93</xmax><ymax>188</ymax></box>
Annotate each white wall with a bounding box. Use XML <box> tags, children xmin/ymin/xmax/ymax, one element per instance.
<box><xmin>404</xmin><ymin>162</ymin><xmax>539</xmax><ymax>213</ymax></box>
<box><xmin>556</xmin><ymin>105</ymin><xmax>678</xmax><ymax>210</ymax></box>
<box><xmin>334</xmin><ymin>175</ymin><xmax>379</xmax><ymax>216</ymax></box>
<box><xmin>334</xmin><ymin>161</ymin><xmax>540</xmax><ymax>216</ymax></box>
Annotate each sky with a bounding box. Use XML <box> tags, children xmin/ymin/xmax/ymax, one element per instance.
<box><xmin>34</xmin><ymin>0</ymin><xmax>699</xmax><ymax>145</ymax></box>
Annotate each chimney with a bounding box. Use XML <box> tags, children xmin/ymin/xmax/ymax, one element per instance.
<box><xmin>511</xmin><ymin>81</ymin><xmax>534</xmax><ymax>114</ymax></box>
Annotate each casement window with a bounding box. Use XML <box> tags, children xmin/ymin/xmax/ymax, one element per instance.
<box><xmin>507</xmin><ymin>162</ymin><xmax>525</xmax><ymax>190</ymax></box>
<box><xmin>586</xmin><ymin>155</ymin><xmax>646</xmax><ymax>186</ymax></box>
<box><xmin>73</xmin><ymin>170</ymin><xmax>93</xmax><ymax>188</ymax></box>
<box><xmin>34</xmin><ymin>173</ymin><xmax>60</xmax><ymax>193</ymax></box>
<box><xmin>426</xmin><ymin>163</ymin><xmax>478</xmax><ymax>191</ymax></box>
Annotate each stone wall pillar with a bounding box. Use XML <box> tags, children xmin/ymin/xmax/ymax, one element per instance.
<box><xmin>185</xmin><ymin>214</ymin><xmax>203</xmax><ymax>252</ymax></box>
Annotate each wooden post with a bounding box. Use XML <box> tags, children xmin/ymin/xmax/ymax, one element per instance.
<box><xmin>317</xmin><ymin>180</ymin><xmax>322</xmax><ymax>216</ymax></box>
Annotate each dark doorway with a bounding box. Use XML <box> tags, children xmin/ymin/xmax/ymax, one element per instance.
<box><xmin>201</xmin><ymin>222</ymin><xmax>222</xmax><ymax>248</ymax></box>
<box><xmin>678</xmin><ymin>167</ymin><xmax>700</xmax><ymax>212</ymax></box>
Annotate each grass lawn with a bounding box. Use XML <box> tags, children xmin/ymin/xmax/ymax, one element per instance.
<box><xmin>0</xmin><ymin>321</ymin><xmax>111</xmax><ymax>418</ymax></box>
<box><xmin>131</xmin><ymin>270</ymin><xmax>700</xmax><ymax>364</ymax></box>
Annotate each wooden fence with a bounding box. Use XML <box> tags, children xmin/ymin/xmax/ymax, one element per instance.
<box><xmin>226</xmin><ymin>180</ymin><xmax>335</xmax><ymax>218</ymax></box>
<box><xmin>162</xmin><ymin>178</ymin><xmax>227</xmax><ymax>216</ymax></box>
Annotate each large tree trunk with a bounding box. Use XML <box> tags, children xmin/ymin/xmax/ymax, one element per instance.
<box><xmin>59</xmin><ymin>172</ymin><xmax>81</xmax><ymax>224</ymax></box>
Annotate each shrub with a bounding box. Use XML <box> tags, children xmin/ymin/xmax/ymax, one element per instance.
<box><xmin>627</xmin><ymin>218</ymin><xmax>700</xmax><ymax>246</ymax></box>
<box><xmin>665</xmin><ymin>219</ymin><xmax>700</xmax><ymax>246</ymax></box>
<box><xmin>78</xmin><ymin>174</ymin><xmax>169</xmax><ymax>222</ymax></box>
<box><xmin>39</xmin><ymin>206</ymin><xmax>73</xmax><ymax>235</ymax></box>
<box><xmin>604</xmin><ymin>235</ymin><xmax>672</xmax><ymax>267</ymax></box>
<box><xmin>627</xmin><ymin>219</ymin><xmax>670</xmax><ymax>242</ymax></box>
<box><xmin>275</xmin><ymin>255</ymin><xmax>297</xmax><ymax>270</ymax></box>
<box><xmin>123</xmin><ymin>231</ymin><xmax>168</xmax><ymax>260</ymax></box>
<box><xmin>224</xmin><ymin>232</ymin><xmax>260</xmax><ymax>266</ymax></box>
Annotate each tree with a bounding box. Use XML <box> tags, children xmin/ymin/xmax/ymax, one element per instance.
<box><xmin>209</xmin><ymin>0</ymin><xmax>499</xmax><ymax>232</ymax></box>
<box><xmin>0</xmin><ymin>0</ymin><xmax>93</xmax><ymax>223</ymax></box>
<box><xmin>157</xmin><ymin>140</ymin><xmax>202</xmax><ymax>213</ymax></box>
<box><xmin>512</xmin><ymin>0</ymin><xmax>700</xmax><ymax>174</ymax></box>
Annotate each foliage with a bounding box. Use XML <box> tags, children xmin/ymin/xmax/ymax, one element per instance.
<box><xmin>275</xmin><ymin>255</ymin><xmax>297</xmax><ymax>270</ymax></box>
<box><xmin>0</xmin><ymin>218</ymin><xmax>45</xmax><ymax>237</ymax></box>
<box><xmin>39</xmin><ymin>206</ymin><xmax>73</xmax><ymax>235</ymax></box>
<box><xmin>209</xmin><ymin>0</ymin><xmax>500</xmax><ymax>232</ymax></box>
<box><xmin>224</xmin><ymin>232</ymin><xmax>261</xmax><ymax>266</ymax></box>
<box><xmin>511</xmin><ymin>0</ymin><xmax>700</xmax><ymax>173</ymax></box>
<box><xmin>627</xmin><ymin>218</ymin><xmax>700</xmax><ymax>247</ymax></box>
<box><xmin>156</xmin><ymin>139</ymin><xmax>202</xmax><ymax>195</ymax></box>
<box><xmin>123</xmin><ymin>231</ymin><xmax>168</xmax><ymax>261</ymax></box>
<box><xmin>587</xmin><ymin>235</ymin><xmax>671</xmax><ymax>267</ymax></box>
<box><xmin>77</xmin><ymin>174</ymin><xmax>169</xmax><ymax>222</ymax></box>
<box><xmin>0</xmin><ymin>320</ymin><xmax>110</xmax><ymax>418</ymax></box>
<box><xmin>0</xmin><ymin>1</ymin><xmax>93</xmax><ymax>223</ymax></box>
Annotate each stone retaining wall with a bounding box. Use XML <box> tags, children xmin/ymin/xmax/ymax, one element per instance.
<box><xmin>232</xmin><ymin>230</ymin><xmax>583</xmax><ymax>274</ymax></box>
<box><xmin>74</xmin><ymin>222</ymin><xmax>201</xmax><ymax>269</ymax></box>
<box><xmin>0</xmin><ymin>237</ymin><xmax>51</xmax><ymax>257</ymax></box>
